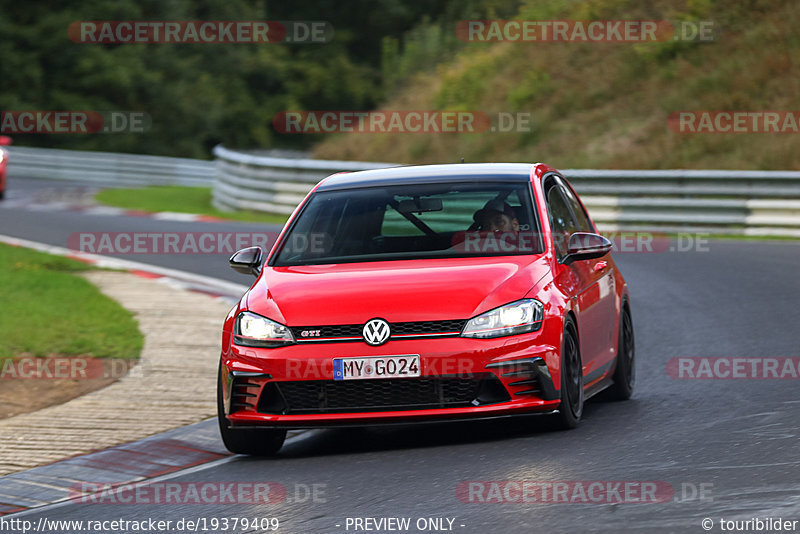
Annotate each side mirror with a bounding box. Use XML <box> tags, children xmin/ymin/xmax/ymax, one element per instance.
<box><xmin>0</xmin><ymin>136</ymin><xmax>12</xmax><ymax>146</ymax></box>
<box><xmin>229</xmin><ymin>246</ymin><xmax>263</xmax><ymax>276</ymax></box>
<box><xmin>563</xmin><ymin>232</ymin><xmax>612</xmax><ymax>264</ymax></box>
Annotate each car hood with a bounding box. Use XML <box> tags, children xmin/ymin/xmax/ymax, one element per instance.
<box><xmin>246</xmin><ymin>256</ymin><xmax>551</xmax><ymax>326</ymax></box>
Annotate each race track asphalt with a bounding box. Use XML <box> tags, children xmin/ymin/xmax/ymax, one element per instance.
<box><xmin>3</xmin><ymin>177</ymin><xmax>800</xmax><ymax>533</ymax></box>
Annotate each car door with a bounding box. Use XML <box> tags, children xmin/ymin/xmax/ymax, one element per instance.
<box><xmin>545</xmin><ymin>176</ymin><xmax>615</xmax><ymax>381</ymax></box>
<box><xmin>558</xmin><ymin>177</ymin><xmax>617</xmax><ymax>376</ymax></box>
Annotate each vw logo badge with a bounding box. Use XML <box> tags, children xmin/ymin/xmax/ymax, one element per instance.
<box><xmin>362</xmin><ymin>318</ymin><xmax>391</xmax><ymax>346</ymax></box>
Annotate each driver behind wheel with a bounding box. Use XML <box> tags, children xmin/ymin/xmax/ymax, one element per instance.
<box><xmin>473</xmin><ymin>199</ymin><xmax>520</xmax><ymax>233</ymax></box>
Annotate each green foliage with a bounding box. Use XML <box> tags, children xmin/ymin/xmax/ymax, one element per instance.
<box><xmin>380</xmin><ymin>0</ymin><xmax>521</xmax><ymax>94</ymax></box>
<box><xmin>508</xmin><ymin>71</ymin><xmax>552</xmax><ymax>109</ymax></box>
<box><xmin>0</xmin><ymin>0</ymin><xmax>454</xmax><ymax>157</ymax></box>
<box><xmin>5</xmin><ymin>0</ymin><xmax>800</xmax><ymax>172</ymax></box>
<box><xmin>381</xmin><ymin>19</ymin><xmax>460</xmax><ymax>93</ymax></box>
<box><xmin>434</xmin><ymin>50</ymin><xmax>500</xmax><ymax>109</ymax></box>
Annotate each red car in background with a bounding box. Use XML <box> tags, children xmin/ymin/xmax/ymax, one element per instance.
<box><xmin>219</xmin><ymin>163</ymin><xmax>635</xmax><ymax>455</ymax></box>
<box><xmin>0</xmin><ymin>136</ymin><xmax>10</xmax><ymax>200</ymax></box>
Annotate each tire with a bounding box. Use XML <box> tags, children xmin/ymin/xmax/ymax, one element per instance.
<box><xmin>605</xmin><ymin>303</ymin><xmax>635</xmax><ymax>400</ymax></box>
<box><xmin>554</xmin><ymin>317</ymin><xmax>584</xmax><ymax>429</ymax></box>
<box><xmin>217</xmin><ymin>363</ymin><xmax>286</xmax><ymax>456</ymax></box>
<box><xmin>0</xmin><ymin>189</ymin><xmax>5</xmax><ymax>200</ymax></box>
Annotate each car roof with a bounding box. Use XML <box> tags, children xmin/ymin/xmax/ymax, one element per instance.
<box><xmin>316</xmin><ymin>163</ymin><xmax>536</xmax><ymax>191</ymax></box>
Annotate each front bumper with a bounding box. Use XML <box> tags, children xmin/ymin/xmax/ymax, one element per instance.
<box><xmin>221</xmin><ymin>333</ymin><xmax>561</xmax><ymax>429</ymax></box>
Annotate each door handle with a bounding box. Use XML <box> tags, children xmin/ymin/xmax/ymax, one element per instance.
<box><xmin>593</xmin><ymin>261</ymin><xmax>608</xmax><ymax>273</ymax></box>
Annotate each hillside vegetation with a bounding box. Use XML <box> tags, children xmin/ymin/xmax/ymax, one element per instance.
<box><xmin>0</xmin><ymin>0</ymin><xmax>461</xmax><ymax>157</ymax></box>
<box><xmin>314</xmin><ymin>0</ymin><xmax>800</xmax><ymax>170</ymax></box>
<box><xmin>3</xmin><ymin>0</ymin><xmax>796</xmax><ymax>169</ymax></box>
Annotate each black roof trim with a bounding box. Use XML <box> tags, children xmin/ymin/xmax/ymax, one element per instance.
<box><xmin>315</xmin><ymin>163</ymin><xmax>535</xmax><ymax>191</ymax></box>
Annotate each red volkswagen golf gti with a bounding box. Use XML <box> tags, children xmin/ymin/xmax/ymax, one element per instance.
<box><xmin>218</xmin><ymin>163</ymin><xmax>634</xmax><ymax>454</ymax></box>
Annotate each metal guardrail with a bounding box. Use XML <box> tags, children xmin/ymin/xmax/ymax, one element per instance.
<box><xmin>6</xmin><ymin>145</ymin><xmax>799</xmax><ymax>237</ymax></box>
<box><xmin>7</xmin><ymin>146</ymin><xmax>214</xmax><ymax>187</ymax></box>
<box><xmin>565</xmin><ymin>171</ymin><xmax>800</xmax><ymax>237</ymax></box>
<box><xmin>212</xmin><ymin>145</ymin><xmax>395</xmax><ymax>215</ymax></box>
<box><xmin>213</xmin><ymin>146</ymin><xmax>800</xmax><ymax>237</ymax></box>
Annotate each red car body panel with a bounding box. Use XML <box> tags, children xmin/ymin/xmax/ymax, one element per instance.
<box><xmin>0</xmin><ymin>148</ymin><xmax>7</xmax><ymax>197</ymax></box>
<box><xmin>220</xmin><ymin>163</ymin><xmax>629</xmax><ymax>428</ymax></box>
<box><xmin>247</xmin><ymin>255</ymin><xmax>551</xmax><ymax>326</ymax></box>
<box><xmin>0</xmin><ymin>136</ymin><xmax>11</xmax><ymax>198</ymax></box>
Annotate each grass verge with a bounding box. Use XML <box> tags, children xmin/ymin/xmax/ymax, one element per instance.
<box><xmin>95</xmin><ymin>186</ymin><xmax>289</xmax><ymax>225</ymax></box>
<box><xmin>0</xmin><ymin>244</ymin><xmax>142</xmax><ymax>359</ymax></box>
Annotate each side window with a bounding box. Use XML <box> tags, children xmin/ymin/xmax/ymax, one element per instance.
<box><xmin>545</xmin><ymin>181</ymin><xmax>579</xmax><ymax>259</ymax></box>
<box><xmin>558</xmin><ymin>179</ymin><xmax>594</xmax><ymax>233</ymax></box>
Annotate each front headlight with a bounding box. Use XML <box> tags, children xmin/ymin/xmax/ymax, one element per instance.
<box><xmin>461</xmin><ymin>299</ymin><xmax>544</xmax><ymax>339</ymax></box>
<box><xmin>234</xmin><ymin>311</ymin><xmax>295</xmax><ymax>348</ymax></box>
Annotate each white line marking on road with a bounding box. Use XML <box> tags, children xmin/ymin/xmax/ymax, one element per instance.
<box><xmin>152</xmin><ymin>212</ymin><xmax>202</xmax><ymax>221</ymax></box>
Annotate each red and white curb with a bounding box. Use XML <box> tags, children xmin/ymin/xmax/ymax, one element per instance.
<box><xmin>0</xmin><ymin>235</ymin><xmax>311</xmax><ymax>516</ymax></box>
<box><xmin>0</xmin><ymin>234</ymin><xmax>249</xmax><ymax>301</ymax></box>
<box><xmin>0</xmin><ymin>421</ymin><xmax>310</xmax><ymax>517</ymax></box>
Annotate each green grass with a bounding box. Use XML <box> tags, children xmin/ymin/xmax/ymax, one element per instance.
<box><xmin>0</xmin><ymin>244</ymin><xmax>143</xmax><ymax>359</ymax></box>
<box><xmin>95</xmin><ymin>186</ymin><xmax>289</xmax><ymax>225</ymax></box>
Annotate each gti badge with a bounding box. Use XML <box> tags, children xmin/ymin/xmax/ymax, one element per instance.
<box><xmin>300</xmin><ymin>330</ymin><xmax>321</xmax><ymax>337</ymax></box>
<box><xmin>362</xmin><ymin>318</ymin><xmax>391</xmax><ymax>346</ymax></box>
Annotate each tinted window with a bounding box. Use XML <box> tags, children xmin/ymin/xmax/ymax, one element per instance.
<box><xmin>545</xmin><ymin>183</ymin><xmax>579</xmax><ymax>258</ymax></box>
<box><xmin>273</xmin><ymin>182</ymin><xmax>542</xmax><ymax>265</ymax></box>
<box><xmin>559</xmin><ymin>179</ymin><xmax>594</xmax><ymax>233</ymax></box>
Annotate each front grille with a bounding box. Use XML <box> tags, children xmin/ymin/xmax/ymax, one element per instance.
<box><xmin>291</xmin><ymin>319</ymin><xmax>467</xmax><ymax>343</ymax></box>
<box><xmin>293</xmin><ymin>324</ymin><xmax>362</xmax><ymax>338</ymax></box>
<box><xmin>390</xmin><ymin>320</ymin><xmax>466</xmax><ymax>335</ymax></box>
<box><xmin>257</xmin><ymin>374</ymin><xmax>509</xmax><ymax>414</ymax></box>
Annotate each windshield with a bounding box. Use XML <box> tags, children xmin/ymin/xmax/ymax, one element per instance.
<box><xmin>272</xmin><ymin>181</ymin><xmax>542</xmax><ymax>266</ymax></box>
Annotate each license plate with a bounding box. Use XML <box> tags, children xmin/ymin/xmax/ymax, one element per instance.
<box><xmin>333</xmin><ymin>355</ymin><xmax>420</xmax><ymax>380</ymax></box>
